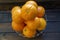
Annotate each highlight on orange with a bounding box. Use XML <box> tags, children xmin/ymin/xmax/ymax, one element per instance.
<box><xmin>12</xmin><ymin>22</ymin><xmax>25</xmax><ymax>32</ymax></box>
<box><xmin>11</xmin><ymin>6</ymin><xmax>24</xmax><ymax>24</ymax></box>
<box><xmin>25</xmin><ymin>1</ymin><xmax>38</xmax><ymax>8</ymax></box>
<box><xmin>23</xmin><ymin>27</ymin><xmax>36</xmax><ymax>38</ymax></box>
<box><xmin>21</xmin><ymin>4</ymin><xmax>38</xmax><ymax>21</ymax></box>
<box><xmin>37</xmin><ymin>6</ymin><xmax>45</xmax><ymax>18</ymax></box>
<box><xmin>11</xmin><ymin>6</ymin><xmax>20</xmax><ymax>14</ymax></box>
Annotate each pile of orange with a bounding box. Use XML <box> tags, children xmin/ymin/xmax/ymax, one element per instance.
<box><xmin>11</xmin><ymin>1</ymin><xmax>46</xmax><ymax>38</ymax></box>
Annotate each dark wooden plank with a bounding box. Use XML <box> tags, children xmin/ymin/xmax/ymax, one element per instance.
<box><xmin>46</xmin><ymin>10</ymin><xmax>60</xmax><ymax>21</ymax></box>
<box><xmin>0</xmin><ymin>10</ymin><xmax>60</xmax><ymax>32</ymax></box>
<box><xmin>45</xmin><ymin>22</ymin><xmax>60</xmax><ymax>33</ymax></box>
<box><xmin>0</xmin><ymin>32</ymin><xmax>60</xmax><ymax>40</ymax></box>
<box><xmin>0</xmin><ymin>0</ymin><xmax>59</xmax><ymax>3</ymax></box>
<box><xmin>0</xmin><ymin>1</ymin><xmax>60</xmax><ymax>10</ymax></box>
<box><xmin>0</xmin><ymin>22</ymin><xmax>60</xmax><ymax>33</ymax></box>
<box><xmin>0</xmin><ymin>23</ymin><xmax>14</xmax><ymax>32</ymax></box>
<box><xmin>0</xmin><ymin>10</ymin><xmax>60</xmax><ymax>22</ymax></box>
<box><xmin>0</xmin><ymin>11</ymin><xmax>11</xmax><ymax>23</ymax></box>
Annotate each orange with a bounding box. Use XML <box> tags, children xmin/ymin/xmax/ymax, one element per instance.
<box><xmin>11</xmin><ymin>6</ymin><xmax>20</xmax><ymax>14</ymax></box>
<box><xmin>21</xmin><ymin>4</ymin><xmax>37</xmax><ymax>21</ymax></box>
<box><xmin>12</xmin><ymin>22</ymin><xmax>25</xmax><ymax>32</ymax></box>
<box><xmin>11</xmin><ymin>6</ymin><xmax>24</xmax><ymax>24</ymax></box>
<box><xmin>37</xmin><ymin>18</ymin><xmax>46</xmax><ymax>31</ymax></box>
<box><xmin>25</xmin><ymin>17</ymin><xmax>40</xmax><ymax>30</ymax></box>
<box><xmin>23</xmin><ymin>27</ymin><xmax>36</xmax><ymax>38</ymax></box>
<box><xmin>37</xmin><ymin>6</ymin><xmax>45</xmax><ymax>18</ymax></box>
<box><xmin>25</xmin><ymin>1</ymin><xmax>38</xmax><ymax>8</ymax></box>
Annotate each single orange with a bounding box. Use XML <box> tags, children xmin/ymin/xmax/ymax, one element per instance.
<box><xmin>23</xmin><ymin>27</ymin><xmax>36</xmax><ymax>38</ymax></box>
<box><xmin>11</xmin><ymin>6</ymin><xmax>24</xmax><ymax>24</ymax></box>
<box><xmin>37</xmin><ymin>18</ymin><xmax>46</xmax><ymax>31</ymax></box>
<box><xmin>11</xmin><ymin>6</ymin><xmax>20</xmax><ymax>14</ymax></box>
<box><xmin>21</xmin><ymin>4</ymin><xmax>37</xmax><ymax>21</ymax></box>
<box><xmin>12</xmin><ymin>22</ymin><xmax>25</xmax><ymax>32</ymax></box>
<box><xmin>37</xmin><ymin>6</ymin><xmax>45</xmax><ymax>18</ymax></box>
<box><xmin>25</xmin><ymin>17</ymin><xmax>40</xmax><ymax>30</ymax></box>
<box><xmin>25</xmin><ymin>1</ymin><xmax>38</xmax><ymax>8</ymax></box>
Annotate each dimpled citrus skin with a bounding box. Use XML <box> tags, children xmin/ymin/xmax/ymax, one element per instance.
<box><xmin>11</xmin><ymin>6</ymin><xmax>24</xmax><ymax>24</ymax></box>
<box><xmin>21</xmin><ymin>4</ymin><xmax>37</xmax><ymax>21</ymax></box>
<box><xmin>37</xmin><ymin>18</ymin><xmax>46</xmax><ymax>31</ymax></box>
<box><xmin>37</xmin><ymin>6</ymin><xmax>45</xmax><ymax>18</ymax></box>
<box><xmin>25</xmin><ymin>1</ymin><xmax>38</xmax><ymax>8</ymax></box>
<box><xmin>12</xmin><ymin>22</ymin><xmax>25</xmax><ymax>32</ymax></box>
<box><xmin>25</xmin><ymin>17</ymin><xmax>40</xmax><ymax>30</ymax></box>
<box><xmin>23</xmin><ymin>27</ymin><xmax>36</xmax><ymax>38</ymax></box>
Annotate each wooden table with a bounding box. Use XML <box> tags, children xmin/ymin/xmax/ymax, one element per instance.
<box><xmin>0</xmin><ymin>10</ymin><xmax>60</xmax><ymax>40</ymax></box>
